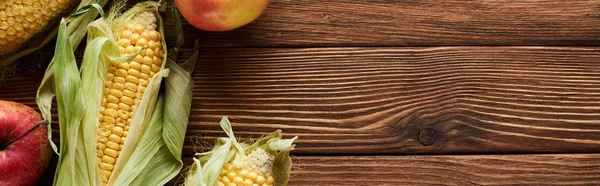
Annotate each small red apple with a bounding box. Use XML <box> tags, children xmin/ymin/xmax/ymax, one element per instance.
<box><xmin>175</xmin><ymin>0</ymin><xmax>271</xmax><ymax>32</ymax></box>
<box><xmin>0</xmin><ymin>101</ymin><xmax>52</xmax><ymax>186</ymax></box>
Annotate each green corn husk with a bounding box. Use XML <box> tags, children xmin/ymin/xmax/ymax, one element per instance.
<box><xmin>35</xmin><ymin>1</ymin><xmax>199</xmax><ymax>185</ymax></box>
<box><xmin>185</xmin><ymin>117</ymin><xmax>297</xmax><ymax>186</ymax></box>
<box><xmin>0</xmin><ymin>0</ymin><xmax>108</xmax><ymax>82</ymax></box>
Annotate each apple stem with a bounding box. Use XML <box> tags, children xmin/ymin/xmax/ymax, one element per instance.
<box><xmin>2</xmin><ymin>120</ymin><xmax>48</xmax><ymax>149</ymax></box>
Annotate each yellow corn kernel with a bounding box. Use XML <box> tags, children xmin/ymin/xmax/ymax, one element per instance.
<box><xmin>104</xmin><ymin>148</ymin><xmax>118</xmax><ymax>158</ymax></box>
<box><xmin>118</xmin><ymin>103</ymin><xmax>130</xmax><ymax>111</ymax></box>
<box><xmin>244</xmin><ymin>179</ymin><xmax>253</xmax><ymax>186</ymax></box>
<box><xmin>108</xmin><ymin>134</ymin><xmax>121</xmax><ymax>143</ymax></box>
<box><xmin>127</xmin><ymin>69</ymin><xmax>141</xmax><ymax>78</ymax></box>
<box><xmin>130</xmin><ymin>33</ymin><xmax>140</xmax><ymax>44</ymax></box>
<box><xmin>106</xmin><ymin>103</ymin><xmax>118</xmax><ymax>110</ymax></box>
<box><xmin>118</xmin><ymin>110</ymin><xmax>129</xmax><ymax>120</ymax></box>
<box><xmin>143</xmin><ymin>56</ymin><xmax>153</xmax><ymax>65</ymax></box>
<box><xmin>124</xmin><ymin>82</ymin><xmax>138</xmax><ymax>91</ymax></box>
<box><xmin>122</xmin><ymin>90</ymin><xmax>136</xmax><ymax>99</ymax></box>
<box><xmin>120</xmin><ymin>96</ymin><xmax>134</xmax><ymax>105</ymax></box>
<box><xmin>114</xmin><ymin>76</ymin><xmax>126</xmax><ymax>84</ymax></box>
<box><xmin>233</xmin><ymin>177</ymin><xmax>244</xmax><ymax>185</ymax></box>
<box><xmin>147</xmin><ymin>40</ymin><xmax>156</xmax><ymax>50</ymax></box>
<box><xmin>112</xmin><ymin>83</ymin><xmax>124</xmax><ymax>91</ymax></box>
<box><xmin>221</xmin><ymin>176</ymin><xmax>231</xmax><ymax>184</ymax></box>
<box><xmin>121</xmin><ymin>30</ymin><xmax>132</xmax><ymax>39</ymax></box>
<box><xmin>130</xmin><ymin>61</ymin><xmax>142</xmax><ymax>70</ymax></box>
<box><xmin>106</xmin><ymin>142</ymin><xmax>119</xmax><ymax>150</ymax></box>
<box><xmin>248</xmin><ymin>172</ymin><xmax>258</xmax><ymax>182</ymax></box>
<box><xmin>135</xmin><ymin>38</ymin><xmax>148</xmax><ymax>47</ymax></box>
<box><xmin>256</xmin><ymin>176</ymin><xmax>265</xmax><ymax>185</ymax></box>
<box><xmin>100</xmin><ymin>163</ymin><xmax>114</xmax><ymax>171</ymax></box>
<box><xmin>102</xmin><ymin>155</ymin><xmax>116</xmax><ymax>164</ymax></box>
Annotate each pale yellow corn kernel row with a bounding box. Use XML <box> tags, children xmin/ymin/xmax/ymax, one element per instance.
<box><xmin>95</xmin><ymin>12</ymin><xmax>162</xmax><ymax>185</ymax></box>
<box><xmin>0</xmin><ymin>0</ymin><xmax>72</xmax><ymax>55</ymax></box>
<box><xmin>217</xmin><ymin>162</ymin><xmax>275</xmax><ymax>186</ymax></box>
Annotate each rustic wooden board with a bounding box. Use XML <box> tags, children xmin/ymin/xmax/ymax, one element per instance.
<box><xmin>188</xmin><ymin>47</ymin><xmax>600</xmax><ymax>155</ymax></box>
<box><xmin>37</xmin><ymin>154</ymin><xmax>600</xmax><ymax>185</ymax></box>
<box><xmin>153</xmin><ymin>0</ymin><xmax>600</xmax><ymax>47</ymax></box>
<box><xmin>3</xmin><ymin>47</ymin><xmax>600</xmax><ymax>156</ymax></box>
<box><xmin>5</xmin><ymin>1</ymin><xmax>598</xmax><ymax>185</ymax></box>
<box><xmin>285</xmin><ymin>154</ymin><xmax>600</xmax><ymax>185</ymax></box>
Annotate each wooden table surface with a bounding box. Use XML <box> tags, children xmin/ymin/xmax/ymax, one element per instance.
<box><xmin>2</xmin><ymin>0</ymin><xmax>600</xmax><ymax>185</ymax></box>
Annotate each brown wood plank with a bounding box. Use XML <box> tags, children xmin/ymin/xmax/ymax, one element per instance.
<box><xmin>288</xmin><ymin>154</ymin><xmax>600</xmax><ymax>185</ymax></box>
<box><xmin>153</xmin><ymin>0</ymin><xmax>600</xmax><ymax>47</ymax></box>
<box><xmin>2</xmin><ymin>46</ymin><xmax>600</xmax><ymax>155</ymax></box>
<box><xmin>37</xmin><ymin>154</ymin><xmax>600</xmax><ymax>185</ymax></box>
<box><xmin>290</xmin><ymin>154</ymin><xmax>600</xmax><ymax>185</ymax></box>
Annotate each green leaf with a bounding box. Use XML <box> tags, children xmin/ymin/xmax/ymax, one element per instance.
<box><xmin>113</xmin><ymin>96</ymin><xmax>170</xmax><ymax>185</ymax></box>
<box><xmin>220</xmin><ymin>117</ymin><xmax>246</xmax><ymax>169</ymax></box>
<box><xmin>180</xmin><ymin>40</ymin><xmax>200</xmax><ymax>73</ymax></box>
<box><xmin>167</xmin><ymin>5</ymin><xmax>184</xmax><ymax>62</ymax></box>
<box><xmin>68</xmin><ymin>0</ymin><xmax>110</xmax><ymax>49</ymax></box>
<box><xmin>35</xmin><ymin>60</ymin><xmax>57</xmax><ymax>153</ymax></box>
<box><xmin>44</xmin><ymin>19</ymin><xmax>92</xmax><ymax>186</ymax></box>
<box><xmin>185</xmin><ymin>158</ymin><xmax>207</xmax><ymax>186</ymax></box>
<box><xmin>69</xmin><ymin>3</ymin><xmax>106</xmax><ymax>19</ymax></box>
<box><xmin>162</xmin><ymin>59</ymin><xmax>194</xmax><ymax>160</ymax></box>
<box><xmin>34</xmin><ymin>0</ymin><xmax>110</xmax><ymax>153</ymax></box>
<box><xmin>269</xmin><ymin>137</ymin><xmax>298</xmax><ymax>152</ymax></box>
<box><xmin>79</xmin><ymin>17</ymin><xmax>119</xmax><ymax>184</ymax></box>
<box><xmin>243</xmin><ymin>130</ymin><xmax>281</xmax><ymax>155</ymax></box>
<box><xmin>273</xmin><ymin>151</ymin><xmax>293</xmax><ymax>186</ymax></box>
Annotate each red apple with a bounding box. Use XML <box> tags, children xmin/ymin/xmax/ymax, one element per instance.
<box><xmin>175</xmin><ymin>0</ymin><xmax>271</xmax><ymax>31</ymax></box>
<box><xmin>0</xmin><ymin>101</ymin><xmax>52</xmax><ymax>186</ymax></box>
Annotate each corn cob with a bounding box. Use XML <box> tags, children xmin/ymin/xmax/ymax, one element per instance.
<box><xmin>36</xmin><ymin>1</ymin><xmax>198</xmax><ymax>185</ymax></box>
<box><xmin>185</xmin><ymin>117</ymin><xmax>296</xmax><ymax>186</ymax></box>
<box><xmin>0</xmin><ymin>0</ymin><xmax>73</xmax><ymax>55</ymax></box>
<box><xmin>95</xmin><ymin>10</ymin><xmax>163</xmax><ymax>185</ymax></box>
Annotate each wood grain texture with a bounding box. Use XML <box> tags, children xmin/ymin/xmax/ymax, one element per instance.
<box><xmin>153</xmin><ymin>0</ymin><xmax>600</xmax><ymax>47</ymax></box>
<box><xmin>285</xmin><ymin>154</ymin><xmax>600</xmax><ymax>185</ymax></box>
<box><xmin>36</xmin><ymin>154</ymin><xmax>600</xmax><ymax>186</ymax></box>
<box><xmin>187</xmin><ymin>47</ymin><xmax>600</xmax><ymax>155</ymax></box>
<box><xmin>3</xmin><ymin>47</ymin><xmax>600</xmax><ymax>155</ymax></box>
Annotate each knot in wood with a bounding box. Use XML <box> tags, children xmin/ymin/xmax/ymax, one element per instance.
<box><xmin>418</xmin><ymin>128</ymin><xmax>437</xmax><ymax>146</ymax></box>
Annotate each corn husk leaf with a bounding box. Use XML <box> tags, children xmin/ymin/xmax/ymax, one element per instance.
<box><xmin>36</xmin><ymin>1</ymin><xmax>199</xmax><ymax>185</ymax></box>
<box><xmin>185</xmin><ymin>158</ymin><xmax>207</xmax><ymax>186</ymax></box>
<box><xmin>36</xmin><ymin>0</ymin><xmax>109</xmax><ymax>153</ymax></box>
<box><xmin>185</xmin><ymin>117</ymin><xmax>297</xmax><ymax>186</ymax></box>
<box><xmin>36</xmin><ymin>19</ymin><xmax>93</xmax><ymax>186</ymax></box>
<box><xmin>272</xmin><ymin>149</ymin><xmax>294</xmax><ymax>186</ymax></box>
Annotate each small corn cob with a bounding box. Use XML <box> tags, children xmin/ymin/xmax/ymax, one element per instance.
<box><xmin>95</xmin><ymin>10</ymin><xmax>163</xmax><ymax>185</ymax></box>
<box><xmin>218</xmin><ymin>149</ymin><xmax>276</xmax><ymax>186</ymax></box>
<box><xmin>185</xmin><ymin>117</ymin><xmax>296</xmax><ymax>186</ymax></box>
<box><xmin>0</xmin><ymin>0</ymin><xmax>72</xmax><ymax>54</ymax></box>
